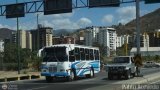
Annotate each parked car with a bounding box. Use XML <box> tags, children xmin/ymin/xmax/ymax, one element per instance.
<box><xmin>105</xmin><ymin>56</ymin><xmax>137</xmax><ymax>80</ymax></box>
<box><xmin>144</xmin><ymin>61</ymin><xmax>160</xmax><ymax>68</ymax></box>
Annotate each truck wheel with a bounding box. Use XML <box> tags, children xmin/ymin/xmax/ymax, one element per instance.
<box><xmin>132</xmin><ymin>72</ymin><xmax>136</xmax><ymax>77</ymax></box>
<box><xmin>118</xmin><ymin>74</ymin><xmax>121</xmax><ymax>79</ymax></box>
<box><xmin>46</xmin><ymin>76</ymin><xmax>53</xmax><ymax>83</ymax></box>
<box><xmin>125</xmin><ymin>70</ymin><xmax>131</xmax><ymax>79</ymax></box>
<box><xmin>108</xmin><ymin>72</ymin><xmax>113</xmax><ymax>80</ymax></box>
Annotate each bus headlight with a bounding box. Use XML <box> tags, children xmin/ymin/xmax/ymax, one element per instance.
<box><xmin>41</xmin><ymin>69</ymin><xmax>48</xmax><ymax>72</ymax></box>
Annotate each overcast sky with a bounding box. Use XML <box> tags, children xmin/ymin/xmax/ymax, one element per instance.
<box><xmin>0</xmin><ymin>0</ymin><xmax>160</xmax><ymax>30</ymax></box>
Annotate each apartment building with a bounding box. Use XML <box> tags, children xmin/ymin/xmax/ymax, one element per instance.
<box><xmin>11</xmin><ymin>30</ymin><xmax>32</xmax><ymax>50</ymax></box>
<box><xmin>19</xmin><ymin>30</ymin><xmax>26</xmax><ymax>48</ymax></box>
<box><xmin>53</xmin><ymin>35</ymin><xmax>75</xmax><ymax>44</ymax></box>
<box><xmin>116</xmin><ymin>36</ymin><xmax>122</xmax><ymax>48</ymax></box>
<box><xmin>26</xmin><ymin>31</ymin><xmax>32</xmax><ymax>50</ymax></box>
<box><xmin>108</xmin><ymin>28</ymin><xmax>117</xmax><ymax>51</ymax></box>
<box><xmin>31</xmin><ymin>26</ymin><xmax>53</xmax><ymax>51</ymax></box>
<box><xmin>85</xmin><ymin>26</ymin><xmax>99</xmax><ymax>46</ymax></box>
<box><xmin>148</xmin><ymin>29</ymin><xmax>160</xmax><ymax>47</ymax></box>
<box><xmin>85</xmin><ymin>30</ymin><xmax>93</xmax><ymax>46</ymax></box>
<box><xmin>98</xmin><ymin>27</ymin><xmax>110</xmax><ymax>47</ymax></box>
<box><xmin>0</xmin><ymin>39</ymin><xmax>4</xmax><ymax>52</ymax></box>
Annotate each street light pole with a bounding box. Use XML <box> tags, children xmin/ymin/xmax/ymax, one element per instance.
<box><xmin>16</xmin><ymin>0</ymin><xmax>20</xmax><ymax>74</ymax></box>
<box><xmin>136</xmin><ymin>0</ymin><xmax>140</xmax><ymax>55</ymax></box>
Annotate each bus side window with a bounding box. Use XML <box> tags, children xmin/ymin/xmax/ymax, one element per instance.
<box><xmin>69</xmin><ymin>56</ymin><xmax>75</xmax><ymax>62</ymax></box>
<box><xmin>69</xmin><ymin>50</ymin><xmax>74</xmax><ymax>55</ymax></box>
<box><xmin>89</xmin><ymin>49</ymin><xmax>94</xmax><ymax>60</ymax></box>
<box><xmin>80</xmin><ymin>48</ymin><xmax>85</xmax><ymax>61</ymax></box>
<box><xmin>69</xmin><ymin>50</ymin><xmax>75</xmax><ymax>62</ymax></box>
<box><xmin>85</xmin><ymin>49</ymin><xmax>89</xmax><ymax>60</ymax></box>
<box><xmin>95</xmin><ymin>50</ymin><xmax>99</xmax><ymax>60</ymax></box>
<box><xmin>75</xmin><ymin>48</ymin><xmax>80</xmax><ymax>61</ymax></box>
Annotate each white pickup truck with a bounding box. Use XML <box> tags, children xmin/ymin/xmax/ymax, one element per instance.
<box><xmin>106</xmin><ymin>56</ymin><xmax>137</xmax><ymax>80</ymax></box>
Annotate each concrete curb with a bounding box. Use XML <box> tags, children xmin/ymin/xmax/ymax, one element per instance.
<box><xmin>84</xmin><ymin>72</ymin><xmax>160</xmax><ymax>90</ymax></box>
<box><xmin>134</xmin><ymin>72</ymin><xmax>160</xmax><ymax>84</ymax></box>
<box><xmin>0</xmin><ymin>74</ymin><xmax>41</xmax><ymax>82</ymax></box>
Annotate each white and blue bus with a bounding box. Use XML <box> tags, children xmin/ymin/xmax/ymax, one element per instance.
<box><xmin>38</xmin><ymin>44</ymin><xmax>100</xmax><ymax>82</ymax></box>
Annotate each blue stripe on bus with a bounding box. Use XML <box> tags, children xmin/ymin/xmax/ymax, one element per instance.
<box><xmin>76</xmin><ymin>62</ymin><xmax>86</xmax><ymax>74</ymax></box>
<box><xmin>71</xmin><ymin>62</ymin><xmax>79</xmax><ymax>68</ymax></box>
<box><xmin>79</xmin><ymin>69</ymin><xmax>100</xmax><ymax>76</ymax></box>
<box><xmin>41</xmin><ymin>72</ymin><xmax>69</xmax><ymax>77</ymax></box>
<box><xmin>69</xmin><ymin>60</ymin><xmax>100</xmax><ymax>76</ymax></box>
<box><xmin>77</xmin><ymin>61</ymin><xmax>100</xmax><ymax>76</ymax></box>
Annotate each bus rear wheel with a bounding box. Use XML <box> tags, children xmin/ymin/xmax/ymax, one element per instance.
<box><xmin>87</xmin><ymin>68</ymin><xmax>94</xmax><ymax>78</ymax></box>
<box><xmin>90</xmin><ymin>68</ymin><xmax>94</xmax><ymax>78</ymax></box>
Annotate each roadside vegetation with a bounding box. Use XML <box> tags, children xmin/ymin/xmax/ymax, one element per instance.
<box><xmin>0</xmin><ymin>43</ymin><xmax>41</xmax><ymax>72</ymax></box>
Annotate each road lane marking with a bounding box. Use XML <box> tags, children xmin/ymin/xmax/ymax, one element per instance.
<box><xmin>150</xmin><ymin>79</ymin><xmax>160</xmax><ymax>84</ymax></box>
<box><xmin>73</xmin><ymin>78</ymin><xmax>96</xmax><ymax>83</ymax></box>
<box><xmin>27</xmin><ymin>86</ymin><xmax>49</xmax><ymax>90</ymax></box>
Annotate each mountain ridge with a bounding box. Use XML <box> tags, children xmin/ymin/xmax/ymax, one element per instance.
<box><xmin>115</xmin><ymin>8</ymin><xmax>160</xmax><ymax>35</ymax></box>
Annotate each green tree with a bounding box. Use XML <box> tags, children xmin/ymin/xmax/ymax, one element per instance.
<box><xmin>93</xmin><ymin>43</ymin><xmax>110</xmax><ymax>63</ymax></box>
<box><xmin>3</xmin><ymin>42</ymin><xmax>41</xmax><ymax>71</ymax></box>
<box><xmin>3</xmin><ymin>43</ymin><xmax>17</xmax><ymax>63</ymax></box>
<box><xmin>116</xmin><ymin>44</ymin><xmax>125</xmax><ymax>56</ymax></box>
<box><xmin>20</xmin><ymin>48</ymin><xmax>32</xmax><ymax>69</ymax></box>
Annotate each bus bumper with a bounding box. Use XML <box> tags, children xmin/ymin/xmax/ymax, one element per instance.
<box><xmin>41</xmin><ymin>72</ymin><xmax>69</xmax><ymax>77</ymax></box>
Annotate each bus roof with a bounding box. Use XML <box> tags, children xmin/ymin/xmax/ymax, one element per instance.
<box><xmin>44</xmin><ymin>44</ymin><xmax>99</xmax><ymax>50</ymax></box>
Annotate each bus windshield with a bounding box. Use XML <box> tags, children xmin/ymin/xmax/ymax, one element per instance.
<box><xmin>43</xmin><ymin>47</ymin><xmax>68</xmax><ymax>62</ymax></box>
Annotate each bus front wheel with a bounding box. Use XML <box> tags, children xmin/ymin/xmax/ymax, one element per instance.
<box><xmin>46</xmin><ymin>76</ymin><xmax>53</xmax><ymax>83</ymax></box>
<box><xmin>67</xmin><ymin>70</ymin><xmax>76</xmax><ymax>81</ymax></box>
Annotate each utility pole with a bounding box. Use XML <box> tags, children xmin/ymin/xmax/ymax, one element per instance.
<box><xmin>16</xmin><ymin>0</ymin><xmax>20</xmax><ymax>74</ymax></box>
<box><xmin>136</xmin><ymin>0</ymin><xmax>140</xmax><ymax>55</ymax></box>
<box><xmin>135</xmin><ymin>0</ymin><xmax>143</xmax><ymax>77</ymax></box>
<box><xmin>37</xmin><ymin>14</ymin><xmax>39</xmax><ymax>51</ymax></box>
<box><xmin>125</xmin><ymin>34</ymin><xmax>128</xmax><ymax>56</ymax></box>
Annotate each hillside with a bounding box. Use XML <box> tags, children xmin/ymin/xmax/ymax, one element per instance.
<box><xmin>53</xmin><ymin>29</ymin><xmax>76</xmax><ymax>36</ymax></box>
<box><xmin>0</xmin><ymin>8</ymin><xmax>160</xmax><ymax>38</ymax></box>
<box><xmin>116</xmin><ymin>8</ymin><xmax>160</xmax><ymax>35</ymax></box>
<box><xmin>0</xmin><ymin>28</ymin><xmax>14</xmax><ymax>39</ymax></box>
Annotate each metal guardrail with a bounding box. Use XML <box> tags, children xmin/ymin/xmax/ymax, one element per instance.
<box><xmin>0</xmin><ymin>74</ymin><xmax>41</xmax><ymax>82</ymax></box>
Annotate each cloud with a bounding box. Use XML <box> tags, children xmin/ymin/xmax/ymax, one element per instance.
<box><xmin>116</xmin><ymin>6</ymin><xmax>136</xmax><ymax>24</ymax></box>
<box><xmin>43</xmin><ymin>18</ymin><xmax>79</xmax><ymax>30</ymax></box>
<box><xmin>20</xmin><ymin>22</ymin><xmax>36</xmax><ymax>30</ymax></box>
<box><xmin>38</xmin><ymin>12</ymin><xmax>74</xmax><ymax>20</ymax></box>
<box><xmin>52</xmin><ymin>19</ymin><xmax>79</xmax><ymax>29</ymax></box>
<box><xmin>42</xmin><ymin>18</ymin><xmax>79</xmax><ymax>30</ymax></box>
<box><xmin>0</xmin><ymin>24</ymin><xmax>11</xmax><ymax>29</ymax></box>
<box><xmin>102</xmin><ymin>14</ymin><xmax>114</xmax><ymax>24</ymax></box>
<box><xmin>77</xmin><ymin>17</ymin><xmax>92</xmax><ymax>27</ymax></box>
<box><xmin>40</xmin><ymin>16</ymin><xmax>92</xmax><ymax>30</ymax></box>
<box><xmin>36</xmin><ymin>12</ymin><xmax>89</xmax><ymax>30</ymax></box>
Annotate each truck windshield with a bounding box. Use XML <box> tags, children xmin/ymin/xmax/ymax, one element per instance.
<box><xmin>43</xmin><ymin>47</ymin><xmax>68</xmax><ymax>62</ymax></box>
<box><xmin>113</xmin><ymin>57</ymin><xmax>129</xmax><ymax>63</ymax></box>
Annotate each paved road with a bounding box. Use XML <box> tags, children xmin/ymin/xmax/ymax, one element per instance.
<box><xmin>0</xmin><ymin>67</ymin><xmax>160</xmax><ymax>90</ymax></box>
